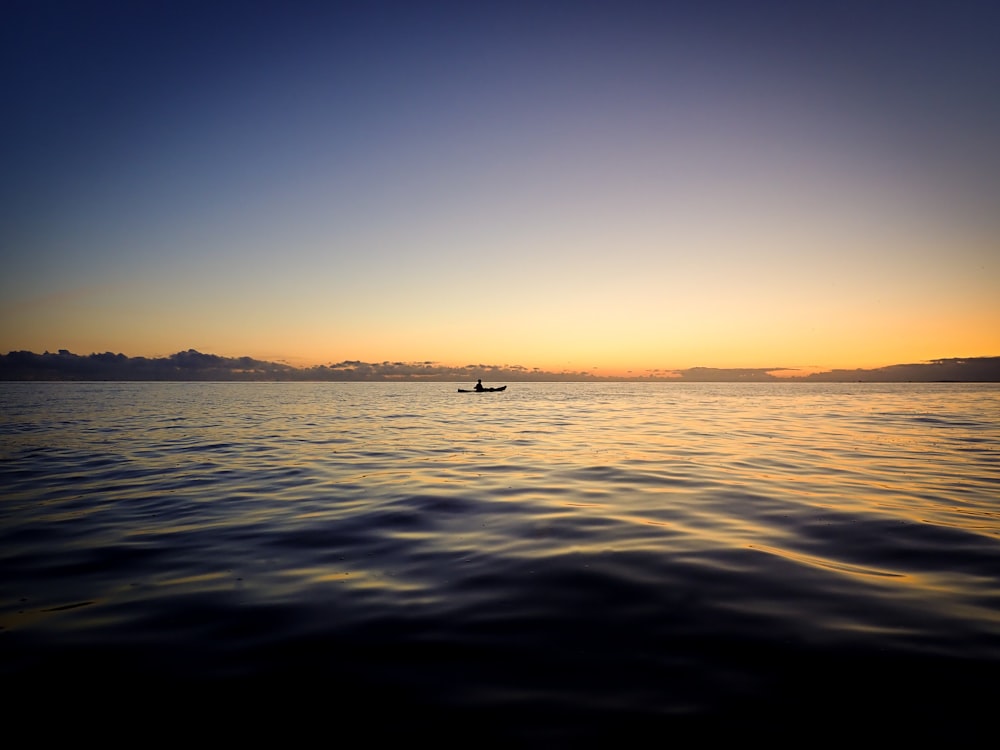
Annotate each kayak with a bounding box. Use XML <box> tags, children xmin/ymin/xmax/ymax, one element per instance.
<box><xmin>458</xmin><ymin>385</ymin><xmax>507</xmax><ymax>393</ymax></box>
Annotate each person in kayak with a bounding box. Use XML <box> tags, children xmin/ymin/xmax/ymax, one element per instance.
<box><xmin>474</xmin><ymin>379</ymin><xmax>485</xmax><ymax>391</ymax></box>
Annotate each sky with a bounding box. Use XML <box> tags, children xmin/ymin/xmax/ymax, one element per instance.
<box><xmin>2</xmin><ymin>0</ymin><xmax>998</xmax><ymax>378</ymax></box>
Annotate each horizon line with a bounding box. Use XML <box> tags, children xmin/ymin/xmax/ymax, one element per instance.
<box><xmin>2</xmin><ymin>349</ymin><xmax>1000</xmax><ymax>383</ymax></box>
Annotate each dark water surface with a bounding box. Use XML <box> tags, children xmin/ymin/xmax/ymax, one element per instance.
<box><xmin>2</xmin><ymin>382</ymin><xmax>998</xmax><ymax>743</ymax></box>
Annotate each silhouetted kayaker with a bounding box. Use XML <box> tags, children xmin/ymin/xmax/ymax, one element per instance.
<box><xmin>474</xmin><ymin>379</ymin><xmax>484</xmax><ymax>391</ymax></box>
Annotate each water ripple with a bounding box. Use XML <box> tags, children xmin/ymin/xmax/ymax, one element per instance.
<box><xmin>2</xmin><ymin>381</ymin><xmax>998</xmax><ymax>738</ymax></box>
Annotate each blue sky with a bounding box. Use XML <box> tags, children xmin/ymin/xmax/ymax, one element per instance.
<box><xmin>2</xmin><ymin>0</ymin><xmax>998</xmax><ymax>376</ymax></box>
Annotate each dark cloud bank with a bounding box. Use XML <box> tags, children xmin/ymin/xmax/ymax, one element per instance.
<box><xmin>2</xmin><ymin>350</ymin><xmax>999</xmax><ymax>382</ymax></box>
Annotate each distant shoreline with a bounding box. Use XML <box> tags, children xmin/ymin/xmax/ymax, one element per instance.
<box><xmin>2</xmin><ymin>350</ymin><xmax>999</xmax><ymax>383</ymax></box>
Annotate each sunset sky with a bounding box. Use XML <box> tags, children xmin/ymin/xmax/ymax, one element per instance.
<box><xmin>2</xmin><ymin>0</ymin><xmax>998</xmax><ymax>377</ymax></box>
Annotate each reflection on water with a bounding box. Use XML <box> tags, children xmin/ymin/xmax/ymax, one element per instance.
<box><xmin>1</xmin><ymin>382</ymin><xmax>999</xmax><ymax>741</ymax></box>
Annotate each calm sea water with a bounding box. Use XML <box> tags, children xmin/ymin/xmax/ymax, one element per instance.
<box><xmin>2</xmin><ymin>382</ymin><xmax>999</xmax><ymax>742</ymax></box>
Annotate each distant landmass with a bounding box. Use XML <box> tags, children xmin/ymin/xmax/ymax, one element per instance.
<box><xmin>1</xmin><ymin>350</ymin><xmax>999</xmax><ymax>382</ymax></box>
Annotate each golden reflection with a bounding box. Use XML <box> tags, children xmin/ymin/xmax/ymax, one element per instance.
<box><xmin>747</xmin><ymin>543</ymin><xmax>904</xmax><ymax>580</ymax></box>
<box><xmin>281</xmin><ymin>566</ymin><xmax>416</xmax><ymax>591</ymax></box>
<box><xmin>161</xmin><ymin>571</ymin><xmax>233</xmax><ymax>587</ymax></box>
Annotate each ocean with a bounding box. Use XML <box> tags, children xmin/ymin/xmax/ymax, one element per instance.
<box><xmin>2</xmin><ymin>381</ymin><xmax>998</xmax><ymax>743</ymax></box>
